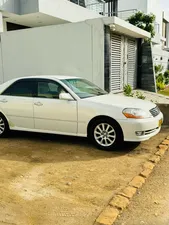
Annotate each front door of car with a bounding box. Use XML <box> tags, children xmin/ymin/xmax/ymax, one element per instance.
<box><xmin>33</xmin><ymin>79</ymin><xmax>78</xmax><ymax>135</ymax></box>
<box><xmin>0</xmin><ymin>79</ymin><xmax>35</xmax><ymax>129</ymax></box>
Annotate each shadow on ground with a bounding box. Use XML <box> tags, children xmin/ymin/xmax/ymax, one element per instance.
<box><xmin>0</xmin><ymin>130</ymin><xmax>140</xmax><ymax>163</ymax></box>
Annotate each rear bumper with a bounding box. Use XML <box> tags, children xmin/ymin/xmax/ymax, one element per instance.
<box><xmin>119</xmin><ymin>112</ymin><xmax>163</xmax><ymax>142</ymax></box>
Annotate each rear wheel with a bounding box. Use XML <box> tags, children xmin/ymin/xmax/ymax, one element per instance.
<box><xmin>88</xmin><ymin>118</ymin><xmax>123</xmax><ymax>150</ymax></box>
<box><xmin>0</xmin><ymin>114</ymin><xmax>9</xmax><ymax>137</ymax></box>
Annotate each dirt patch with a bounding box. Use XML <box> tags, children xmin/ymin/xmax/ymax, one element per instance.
<box><xmin>0</xmin><ymin>128</ymin><xmax>168</xmax><ymax>225</ymax></box>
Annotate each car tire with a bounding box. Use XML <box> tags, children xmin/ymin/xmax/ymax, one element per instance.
<box><xmin>88</xmin><ymin>118</ymin><xmax>123</xmax><ymax>151</ymax></box>
<box><xmin>0</xmin><ymin>114</ymin><xmax>9</xmax><ymax>138</ymax></box>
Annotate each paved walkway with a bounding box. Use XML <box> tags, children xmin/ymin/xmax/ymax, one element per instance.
<box><xmin>116</xmin><ymin>90</ymin><xmax>169</xmax><ymax>104</ymax></box>
<box><xmin>115</xmin><ymin>149</ymin><xmax>169</xmax><ymax>225</ymax></box>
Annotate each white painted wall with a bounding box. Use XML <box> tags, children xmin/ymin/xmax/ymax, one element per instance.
<box><xmin>0</xmin><ymin>19</ymin><xmax>105</xmax><ymax>88</ymax></box>
<box><xmin>38</xmin><ymin>0</ymin><xmax>102</xmax><ymax>23</ymax></box>
<box><xmin>118</xmin><ymin>0</ymin><xmax>147</xmax><ymax>13</ymax></box>
<box><xmin>0</xmin><ymin>0</ymin><xmax>20</xmax><ymax>14</ymax></box>
<box><xmin>153</xmin><ymin>47</ymin><xmax>169</xmax><ymax>70</ymax></box>
<box><xmin>118</xmin><ymin>0</ymin><xmax>163</xmax><ymax>36</ymax></box>
<box><xmin>0</xmin><ymin>43</ymin><xmax>3</xmax><ymax>84</ymax></box>
<box><xmin>20</xmin><ymin>0</ymin><xmax>39</xmax><ymax>15</ymax></box>
<box><xmin>147</xmin><ymin>0</ymin><xmax>163</xmax><ymax>36</ymax></box>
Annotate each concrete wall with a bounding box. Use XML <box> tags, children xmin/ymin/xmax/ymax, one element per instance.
<box><xmin>38</xmin><ymin>0</ymin><xmax>102</xmax><ymax>23</ymax></box>
<box><xmin>20</xmin><ymin>0</ymin><xmax>39</xmax><ymax>15</ymax></box>
<box><xmin>147</xmin><ymin>0</ymin><xmax>163</xmax><ymax>37</ymax></box>
<box><xmin>0</xmin><ymin>44</ymin><xmax>3</xmax><ymax>84</ymax></box>
<box><xmin>153</xmin><ymin>47</ymin><xmax>169</xmax><ymax>71</ymax></box>
<box><xmin>0</xmin><ymin>0</ymin><xmax>20</xmax><ymax>14</ymax></box>
<box><xmin>118</xmin><ymin>0</ymin><xmax>147</xmax><ymax>13</ymax></box>
<box><xmin>0</xmin><ymin>19</ymin><xmax>105</xmax><ymax>88</ymax></box>
<box><xmin>118</xmin><ymin>0</ymin><xmax>163</xmax><ymax>46</ymax></box>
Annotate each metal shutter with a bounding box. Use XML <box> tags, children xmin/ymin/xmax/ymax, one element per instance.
<box><xmin>110</xmin><ymin>34</ymin><xmax>123</xmax><ymax>92</ymax></box>
<box><xmin>127</xmin><ymin>38</ymin><xmax>137</xmax><ymax>89</ymax></box>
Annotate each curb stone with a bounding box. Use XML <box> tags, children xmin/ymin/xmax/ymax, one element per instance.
<box><xmin>94</xmin><ymin>137</ymin><xmax>169</xmax><ymax>225</ymax></box>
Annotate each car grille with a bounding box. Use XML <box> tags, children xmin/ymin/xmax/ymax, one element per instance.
<box><xmin>149</xmin><ymin>106</ymin><xmax>160</xmax><ymax>117</ymax></box>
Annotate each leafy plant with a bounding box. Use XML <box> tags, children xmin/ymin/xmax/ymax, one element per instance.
<box><xmin>123</xmin><ymin>84</ymin><xmax>134</xmax><ymax>97</ymax></box>
<box><xmin>154</xmin><ymin>65</ymin><xmax>169</xmax><ymax>90</ymax></box>
<box><xmin>156</xmin><ymin>82</ymin><xmax>165</xmax><ymax>91</ymax></box>
<box><xmin>164</xmin><ymin>70</ymin><xmax>169</xmax><ymax>79</ymax></box>
<box><xmin>127</xmin><ymin>12</ymin><xmax>156</xmax><ymax>38</ymax></box>
<box><xmin>165</xmin><ymin>78</ymin><xmax>169</xmax><ymax>85</ymax></box>
<box><xmin>156</xmin><ymin>73</ymin><xmax>164</xmax><ymax>83</ymax></box>
<box><xmin>135</xmin><ymin>91</ymin><xmax>146</xmax><ymax>100</ymax></box>
<box><xmin>155</xmin><ymin>65</ymin><xmax>164</xmax><ymax>77</ymax></box>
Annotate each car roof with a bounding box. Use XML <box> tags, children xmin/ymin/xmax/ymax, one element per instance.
<box><xmin>17</xmin><ymin>75</ymin><xmax>79</xmax><ymax>80</ymax></box>
<box><xmin>0</xmin><ymin>75</ymin><xmax>81</xmax><ymax>93</ymax></box>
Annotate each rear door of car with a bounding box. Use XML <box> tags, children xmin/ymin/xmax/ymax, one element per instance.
<box><xmin>0</xmin><ymin>79</ymin><xmax>36</xmax><ymax>129</ymax></box>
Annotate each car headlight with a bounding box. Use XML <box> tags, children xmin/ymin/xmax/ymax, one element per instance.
<box><xmin>123</xmin><ymin>108</ymin><xmax>153</xmax><ymax>119</ymax></box>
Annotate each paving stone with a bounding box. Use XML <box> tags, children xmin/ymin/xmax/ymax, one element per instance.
<box><xmin>158</xmin><ymin>144</ymin><xmax>168</xmax><ymax>151</ymax></box>
<box><xmin>129</xmin><ymin>176</ymin><xmax>145</xmax><ymax>188</ymax></box>
<box><xmin>95</xmin><ymin>206</ymin><xmax>119</xmax><ymax>225</ymax></box>
<box><xmin>119</xmin><ymin>186</ymin><xmax>137</xmax><ymax>199</ymax></box>
<box><xmin>155</xmin><ymin>148</ymin><xmax>166</xmax><ymax>157</ymax></box>
<box><xmin>161</xmin><ymin>140</ymin><xmax>169</xmax><ymax>145</ymax></box>
<box><xmin>109</xmin><ymin>195</ymin><xmax>130</xmax><ymax>210</ymax></box>
<box><xmin>143</xmin><ymin>161</ymin><xmax>155</xmax><ymax>170</ymax></box>
<box><xmin>140</xmin><ymin>168</ymin><xmax>152</xmax><ymax>178</ymax></box>
<box><xmin>149</xmin><ymin>155</ymin><xmax>161</xmax><ymax>163</ymax></box>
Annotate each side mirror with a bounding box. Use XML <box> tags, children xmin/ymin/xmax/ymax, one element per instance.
<box><xmin>59</xmin><ymin>93</ymin><xmax>74</xmax><ymax>101</ymax></box>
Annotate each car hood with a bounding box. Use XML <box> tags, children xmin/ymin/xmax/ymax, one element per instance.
<box><xmin>85</xmin><ymin>94</ymin><xmax>156</xmax><ymax>111</ymax></box>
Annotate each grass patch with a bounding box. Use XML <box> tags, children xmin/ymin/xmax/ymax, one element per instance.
<box><xmin>158</xmin><ymin>88</ymin><xmax>169</xmax><ymax>96</ymax></box>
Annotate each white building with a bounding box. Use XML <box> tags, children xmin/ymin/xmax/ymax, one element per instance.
<box><xmin>118</xmin><ymin>0</ymin><xmax>169</xmax><ymax>70</ymax></box>
<box><xmin>0</xmin><ymin>0</ymin><xmax>156</xmax><ymax>92</ymax></box>
<box><xmin>0</xmin><ymin>0</ymin><xmax>103</xmax><ymax>32</ymax></box>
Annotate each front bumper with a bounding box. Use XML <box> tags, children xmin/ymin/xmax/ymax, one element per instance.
<box><xmin>119</xmin><ymin>112</ymin><xmax>163</xmax><ymax>142</ymax></box>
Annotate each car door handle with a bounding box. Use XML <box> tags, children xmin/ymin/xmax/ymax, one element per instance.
<box><xmin>34</xmin><ymin>102</ymin><xmax>43</xmax><ymax>106</ymax></box>
<box><xmin>0</xmin><ymin>99</ymin><xmax>8</xmax><ymax>103</ymax></box>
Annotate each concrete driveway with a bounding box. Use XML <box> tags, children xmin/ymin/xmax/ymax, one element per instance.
<box><xmin>0</xmin><ymin>128</ymin><xmax>168</xmax><ymax>225</ymax></box>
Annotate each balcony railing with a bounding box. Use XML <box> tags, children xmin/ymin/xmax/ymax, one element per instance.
<box><xmin>118</xmin><ymin>9</ymin><xmax>138</xmax><ymax>20</ymax></box>
<box><xmin>86</xmin><ymin>2</ymin><xmax>105</xmax><ymax>15</ymax></box>
<box><xmin>69</xmin><ymin>1</ymin><xmax>161</xmax><ymax>36</ymax></box>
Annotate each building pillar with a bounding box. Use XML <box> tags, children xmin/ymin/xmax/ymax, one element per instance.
<box><xmin>166</xmin><ymin>23</ymin><xmax>169</xmax><ymax>48</ymax></box>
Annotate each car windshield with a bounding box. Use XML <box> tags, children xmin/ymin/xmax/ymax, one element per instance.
<box><xmin>62</xmin><ymin>78</ymin><xmax>107</xmax><ymax>99</ymax></box>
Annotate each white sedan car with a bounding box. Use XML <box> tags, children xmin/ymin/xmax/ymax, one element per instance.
<box><xmin>0</xmin><ymin>76</ymin><xmax>163</xmax><ymax>150</ymax></box>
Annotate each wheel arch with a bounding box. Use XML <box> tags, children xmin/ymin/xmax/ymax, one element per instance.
<box><xmin>0</xmin><ymin>111</ymin><xmax>9</xmax><ymax>124</ymax></box>
<box><xmin>87</xmin><ymin>115</ymin><xmax>124</xmax><ymax>139</ymax></box>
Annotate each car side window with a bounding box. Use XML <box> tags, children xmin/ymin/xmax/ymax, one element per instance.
<box><xmin>37</xmin><ymin>80</ymin><xmax>66</xmax><ymax>99</ymax></box>
<box><xmin>1</xmin><ymin>79</ymin><xmax>36</xmax><ymax>97</ymax></box>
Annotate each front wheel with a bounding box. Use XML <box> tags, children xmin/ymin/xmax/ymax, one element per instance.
<box><xmin>89</xmin><ymin>118</ymin><xmax>123</xmax><ymax>150</ymax></box>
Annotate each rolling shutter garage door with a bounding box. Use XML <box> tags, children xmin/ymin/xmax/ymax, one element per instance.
<box><xmin>110</xmin><ymin>34</ymin><xmax>123</xmax><ymax>92</ymax></box>
<box><xmin>127</xmin><ymin>38</ymin><xmax>137</xmax><ymax>89</ymax></box>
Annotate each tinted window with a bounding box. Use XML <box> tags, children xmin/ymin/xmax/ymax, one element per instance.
<box><xmin>2</xmin><ymin>79</ymin><xmax>36</xmax><ymax>97</ymax></box>
<box><xmin>62</xmin><ymin>78</ymin><xmax>107</xmax><ymax>99</ymax></box>
<box><xmin>37</xmin><ymin>80</ymin><xmax>66</xmax><ymax>99</ymax></box>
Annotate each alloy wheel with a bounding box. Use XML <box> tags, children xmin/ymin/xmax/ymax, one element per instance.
<box><xmin>94</xmin><ymin>123</ymin><xmax>116</xmax><ymax>147</ymax></box>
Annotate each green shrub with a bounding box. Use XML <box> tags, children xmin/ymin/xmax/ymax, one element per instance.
<box><xmin>164</xmin><ymin>70</ymin><xmax>169</xmax><ymax>79</ymax></box>
<box><xmin>127</xmin><ymin>12</ymin><xmax>155</xmax><ymax>38</ymax></box>
<box><xmin>165</xmin><ymin>78</ymin><xmax>169</xmax><ymax>85</ymax></box>
<box><xmin>123</xmin><ymin>84</ymin><xmax>134</xmax><ymax>97</ymax></box>
<box><xmin>156</xmin><ymin>73</ymin><xmax>164</xmax><ymax>83</ymax></box>
<box><xmin>156</xmin><ymin>82</ymin><xmax>165</xmax><ymax>91</ymax></box>
<box><xmin>135</xmin><ymin>91</ymin><xmax>146</xmax><ymax>100</ymax></box>
<box><xmin>155</xmin><ymin>64</ymin><xmax>164</xmax><ymax>76</ymax></box>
